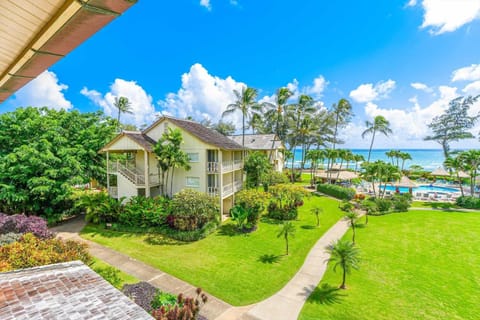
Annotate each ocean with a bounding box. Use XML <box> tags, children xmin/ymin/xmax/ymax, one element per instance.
<box><xmin>290</xmin><ymin>149</ymin><xmax>447</xmax><ymax>171</ymax></box>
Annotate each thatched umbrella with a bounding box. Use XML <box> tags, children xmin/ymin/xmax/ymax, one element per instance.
<box><xmin>394</xmin><ymin>175</ymin><xmax>417</xmax><ymax>194</ymax></box>
<box><xmin>316</xmin><ymin>170</ymin><xmax>358</xmax><ymax>181</ymax></box>
<box><xmin>431</xmin><ymin>167</ymin><xmax>450</xmax><ymax>177</ymax></box>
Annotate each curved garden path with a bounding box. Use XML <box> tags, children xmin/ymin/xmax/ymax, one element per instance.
<box><xmin>53</xmin><ymin>211</ymin><xmax>354</xmax><ymax>320</ymax></box>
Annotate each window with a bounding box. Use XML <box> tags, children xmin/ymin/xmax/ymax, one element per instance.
<box><xmin>186</xmin><ymin>177</ymin><xmax>200</xmax><ymax>188</ymax></box>
<box><xmin>187</xmin><ymin>153</ymin><xmax>199</xmax><ymax>162</ymax></box>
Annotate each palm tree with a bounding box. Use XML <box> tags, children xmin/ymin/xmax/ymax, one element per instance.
<box><xmin>326</xmin><ymin>239</ymin><xmax>360</xmax><ymax>289</ymax></box>
<box><xmin>458</xmin><ymin>150</ymin><xmax>480</xmax><ymax>196</ymax></box>
<box><xmin>277</xmin><ymin>221</ymin><xmax>296</xmax><ymax>255</ymax></box>
<box><xmin>399</xmin><ymin>151</ymin><xmax>412</xmax><ymax>172</ymax></box>
<box><xmin>114</xmin><ymin>96</ymin><xmax>133</xmax><ymax>130</ymax></box>
<box><xmin>223</xmin><ymin>86</ymin><xmax>259</xmax><ymax>148</ymax></box>
<box><xmin>353</xmin><ymin>154</ymin><xmax>365</xmax><ymax>173</ymax></box>
<box><xmin>345</xmin><ymin>211</ymin><xmax>359</xmax><ymax>244</ymax></box>
<box><xmin>306</xmin><ymin>149</ymin><xmax>326</xmax><ymax>186</ymax></box>
<box><xmin>248</xmin><ymin>113</ymin><xmax>263</xmax><ymax>134</ymax></box>
<box><xmin>331</xmin><ymin>99</ymin><xmax>353</xmax><ymax>150</ymax></box>
<box><xmin>444</xmin><ymin>155</ymin><xmax>465</xmax><ymax>196</ymax></box>
<box><xmin>311</xmin><ymin>207</ymin><xmax>323</xmax><ymax>227</ymax></box>
<box><xmin>362</xmin><ymin>115</ymin><xmax>393</xmax><ymax>163</ymax></box>
<box><xmin>360</xmin><ymin>199</ymin><xmax>377</xmax><ymax>225</ymax></box>
<box><xmin>264</xmin><ymin>87</ymin><xmax>294</xmax><ymax>161</ymax></box>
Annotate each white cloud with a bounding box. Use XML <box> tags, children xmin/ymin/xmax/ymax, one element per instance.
<box><xmin>463</xmin><ymin>80</ymin><xmax>480</xmax><ymax>95</ymax></box>
<box><xmin>406</xmin><ymin>0</ymin><xmax>417</xmax><ymax>7</ymax></box>
<box><xmin>306</xmin><ymin>75</ymin><xmax>328</xmax><ymax>98</ymax></box>
<box><xmin>158</xmin><ymin>63</ymin><xmax>246</xmax><ymax>125</ymax></box>
<box><xmin>81</xmin><ymin>79</ymin><xmax>157</xmax><ymax>127</ymax></box>
<box><xmin>200</xmin><ymin>0</ymin><xmax>211</xmax><ymax>10</ymax></box>
<box><xmin>418</xmin><ymin>0</ymin><xmax>480</xmax><ymax>35</ymax></box>
<box><xmin>411</xmin><ymin>82</ymin><xmax>433</xmax><ymax>93</ymax></box>
<box><xmin>341</xmin><ymin>85</ymin><xmax>459</xmax><ymax>149</ymax></box>
<box><xmin>349</xmin><ymin>79</ymin><xmax>396</xmax><ymax>103</ymax></box>
<box><xmin>11</xmin><ymin>70</ymin><xmax>72</xmax><ymax>110</ymax></box>
<box><xmin>452</xmin><ymin>64</ymin><xmax>480</xmax><ymax>82</ymax></box>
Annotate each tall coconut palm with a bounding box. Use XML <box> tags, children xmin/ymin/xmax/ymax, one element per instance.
<box><xmin>326</xmin><ymin>239</ymin><xmax>360</xmax><ymax>289</ymax></box>
<box><xmin>345</xmin><ymin>211</ymin><xmax>359</xmax><ymax>244</ymax></box>
<box><xmin>399</xmin><ymin>151</ymin><xmax>412</xmax><ymax>172</ymax></box>
<box><xmin>277</xmin><ymin>221</ymin><xmax>296</xmax><ymax>255</ymax></box>
<box><xmin>331</xmin><ymin>99</ymin><xmax>353</xmax><ymax>150</ymax></box>
<box><xmin>114</xmin><ymin>96</ymin><xmax>133</xmax><ymax>130</ymax></box>
<box><xmin>264</xmin><ymin>87</ymin><xmax>294</xmax><ymax>161</ymax></box>
<box><xmin>444</xmin><ymin>156</ymin><xmax>465</xmax><ymax>196</ymax></box>
<box><xmin>353</xmin><ymin>154</ymin><xmax>365</xmax><ymax>173</ymax></box>
<box><xmin>223</xmin><ymin>86</ymin><xmax>259</xmax><ymax>148</ymax></box>
<box><xmin>306</xmin><ymin>149</ymin><xmax>326</xmax><ymax>186</ymax></box>
<box><xmin>362</xmin><ymin>115</ymin><xmax>393</xmax><ymax>163</ymax></box>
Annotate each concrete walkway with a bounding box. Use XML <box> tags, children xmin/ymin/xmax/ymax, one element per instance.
<box><xmin>52</xmin><ymin>216</ymin><xmax>232</xmax><ymax>320</ymax></box>
<box><xmin>237</xmin><ymin>217</ymin><xmax>352</xmax><ymax>320</ymax></box>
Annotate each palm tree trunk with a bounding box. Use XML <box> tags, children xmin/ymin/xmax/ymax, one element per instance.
<box><xmin>242</xmin><ymin>114</ymin><xmax>245</xmax><ymax>148</ymax></box>
<box><xmin>170</xmin><ymin>167</ymin><xmax>175</xmax><ymax>198</ymax></box>
<box><xmin>340</xmin><ymin>263</ymin><xmax>347</xmax><ymax>289</ymax></box>
<box><xmin>367</xmin><ymin>130</ymin><xmax>376</xmax><ymax>163</ymax></box>
<box><xmin>285</xmin><ymin>235</ymin><xmax>289</xmax><ymax>255</ymax></box>
<box><xmin>365</xmin><ymin>213</ymin><xmax>369</xmax><ymax>225</ymax></box>
<box><xmin>457</xmin><ymin>172</ymin><xmax>464</xmax><ymax>196</ymax></box>
<box><xmin>352</xmin><ymin>223</ymin><xmax>356</xmax><ymax>244</ymax></box>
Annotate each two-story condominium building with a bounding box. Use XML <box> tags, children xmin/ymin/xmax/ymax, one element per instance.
<box><xmin>100</xmin><ymin>116</ymin><xmax>245</xmax><ymax>216</ymax></box>
<box><xmin>228</xmin><ymin>134</ymin><xmax>285</xmax><ymax>172</ymax></box>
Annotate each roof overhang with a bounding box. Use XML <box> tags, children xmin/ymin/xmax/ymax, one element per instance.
<box><xmin>0</xmin><ymin>0</ymin><xmax>137</xmax><ymax>104</ymax></box>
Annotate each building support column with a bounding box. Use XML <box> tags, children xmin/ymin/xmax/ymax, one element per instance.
<box><xmin>144</xmin><ymin>150</ymin><xmax>150</xmax><ymax>197</ymax></box>
<box><xmin>218</xmin><ymin>149</ymin><xmax>224</xmax><ymax>219</ymax></box>
<box><xmin>106</xmin><ymin>151</ymin><xmax>110</xmax><ymax>192</ymax></box>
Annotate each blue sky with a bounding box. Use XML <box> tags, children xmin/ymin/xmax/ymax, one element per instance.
<box><xmin>3</xmin><ymin>0</ymin><xmax>480</xmax><ymax>149</ymax></box>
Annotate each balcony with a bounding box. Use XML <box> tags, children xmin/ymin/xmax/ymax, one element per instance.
<box><xmin>207</xmin><ymin>186</ymin><xmax>219</xmax><ymax>197</ymax></box>
<box><xmin>222</xmin><ymin>180</ymin><xmax>242</xmax><ymax>197</ymax></box>
<box><xmin>207</xmin><ymin>160</ymin><xmax>243</xmax><ymax>173</ymax></box>
<box><xmin>207</xmin><ymin>162</ymin><xmax>219</xmax><ymax>173</ymax></box>
<box><xmin>109</xmin><ymin>161</ymin><xmax>159</xmax><ymax>187</ymax></box>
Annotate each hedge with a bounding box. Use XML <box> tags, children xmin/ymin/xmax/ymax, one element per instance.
<box><xmin>456</xmin><ymin>196</ymin><xmax>480</xmax><ymax>209</ymax></box>
<box><xmin>316</xmin><ymin>183</ymin><xmax>356</xmax><ymax>200</ymax></box>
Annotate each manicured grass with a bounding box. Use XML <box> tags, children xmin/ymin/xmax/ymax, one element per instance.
<box><xmin>81</xmin><ymin>195</ymin><xmax>344</xmax><ymax>305</ymax></box>
<box><xmin>300</xmin><ymin>210</ymin><xmax>480</xmax><ymax>320</ymax></box>
<box><xmin>411</xmin><ymin>200</ymin><xmax>461</xmax><ymax>210</ymax></box>
<box><xmin>89</xmin><ymin>258</ymin><xmax>139</xmax><ymax>289</ymax></box>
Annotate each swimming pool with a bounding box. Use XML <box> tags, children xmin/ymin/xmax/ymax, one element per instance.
<box><xmin>383</xmin><ymin>185</ymin><xmax>459</xmax><ymax>194</ymax></box>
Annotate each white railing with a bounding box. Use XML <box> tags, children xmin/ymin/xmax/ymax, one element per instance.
<box><xmin>207</xmin><ymin>162</ymin><xmax>219</xmax><ymax>173</ymax></box>
<box><xmin>117</xmin><ymin>162</ymin><xmax>145</xmax><ymax>186</ymax></box>
<box><xmin>108</xmin><ymin>187</ymin><xmax>118</xmax><ymax>198</ymax></box>
<box><xmin>234</xmin><ymin>180</ymin><xmax>243</xmax><ymax>192</ymax></box>
<box><xmin>223</xmin><ymin>183</ymin><xmax>233</xmax><ymax>196</ymax></box>
<box><xmin>222</xmin><ymin>160</ymin><xmax>233</xmax><ymax>172</ymax></box>
<box><xmin>233</xmin><ymin>159</ymin><xmax>243</xmax><ymax>170</ymax></box>
<box><xmin>207</xmin><ymin>186</ymin><xmax>219</xmax><ymax>197</ymax></box>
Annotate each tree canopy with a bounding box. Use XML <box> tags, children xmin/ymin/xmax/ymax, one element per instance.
<box><xmin>0</xmin><ymin>107</ymin><xmax>117</xmax><ymax>218</ymax></box>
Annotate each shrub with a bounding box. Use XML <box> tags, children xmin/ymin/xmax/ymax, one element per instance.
<box><xmin>75</xmin><ymin>190</ymin><xmax>122</xmax><ymax>224</ymax></box>
<box><xmin>456</xmin><ymin>196</ymin><xmax>480</xmax><ymax>209</ymax></box>
<box><xmin>284</xmin><ymin>169</ymin><xmax>302</xmax><ymax>182</ymax></box>
<box><xmin>169</xmin><ymin>190</ymin><xmax>219</xmax><ymax>231</ymax></box>
<box><xmin>392</xmin><ymin>194</ymin><xmax>412</xmax><ymax>212</ymax></box>
<box><xmin>93</xmin><ymin>265</ymin><xmax>122</xmax><ymax>288</ymax></box>
<box><xmin>261</xmin><ymin>170</ymin><xmax>289</xmax><ymax>189</ymax></box>
<box><xmin>0</xmin><ymin>213</ymin><xmax>52</xmax><ymax>238</ymax></box>
<box><xmin>235</xmin><ymin>189</ymin><xmax>270</xmax><ymax>226</ymax></box>
<box><xmin>122</xmin><ymin>281</ymin><xmax>158</xmax><ymax>312</ymax></box>
<box><xmin>120</xmin><ymin>196</ymin><xmax>169</xmax><ymax>227</ymax></box>
<box><xmin>151</xmin><ymin>288</ymin><xmax>208</xmax><ymax>320</ymax></box>
<box><xmin>316</xmin><ymin>184</ymin><xmax>355</xmax><ymax>200</ymax></box>
<box><xmin>0</xmin><ymin>232</ymin><xmax>22</xmax><ymax>246</ymax></box>
<box><xmin>151</xmin><ymin>291</ymin><xmax>178</xmax><ymax>311</ymax></box>
<box><xmin>160</xmin><ymin>221</ymin><xmax>218</xmax><ymax>242</ymax></box>
<box><xmin>0</xmin><ymin>233</ymin><xmax>91</xmax><ymax>272</ymax></box>
<box><xmin>267</xmin><ymin>184</ymin><xmax>309</xmax><ymax>220</ymax></box>
<box><xmin>375</xmin><ymin>198</ymin><xmax>392</xmax><ymax>212</ymax></box>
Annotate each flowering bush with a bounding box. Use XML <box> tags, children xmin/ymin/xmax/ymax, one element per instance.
<box><xmin>169</xmin><ymin>190</ymin><xmax>219</xmax><ymax>231</ymax></box>
<box><xmin>0</xmin><ymin>233</ymin><xmax>91</xmax><ymax>272</ymax></box>
<box><xmin>0</xmin><ymin>213</ymin><xmax>52</xmax><ymax>238</ymax></box>
<box><xmin>0</xmin><ymin>232</ymin><xmax>22</xmax><ymax>246</ymax></box>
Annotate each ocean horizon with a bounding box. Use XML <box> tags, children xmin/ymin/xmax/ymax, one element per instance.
<box><xmin>289</xmin><ymin>148</ymin><xmax>458</xmax><ymax>171</ymax></box>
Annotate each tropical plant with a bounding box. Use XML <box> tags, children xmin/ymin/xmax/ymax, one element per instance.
<box><xmin>244</xmin><ymin>151</ymin><xmax>272</xmax><ymax>189</ymax></box>
<box><xmin>211</xmin><ymin>120</ymin><xmax>236</xmax><ymax>136</ymax></box>
<box><xmin>458</xmin><ymin>149</ymin><xmax>480</xmax><ymax>196</ymax></box>
<box><xmin>325</xmin><ymin>239</ymin><xmax>360</xmax><ymax>289</ymax></box>
<box><xmin>235</xmin><ymin>189</ymin><xmax>270</xmax><ymax>226</ymax></box>
<box><xmin>424</xmin><ymin>95</ymin><xmax>479</xmax><ymax>159</ymax></box>
<box><xmin>268</xmin><ymin>184</ymin><xmax>309</xmax><ymax>220</ymax></box>
<box><xmin>353</xmin><ymin>154</ymin><xmax>365</xmax><ymax>172</ymax></box>
<box><xmin>114</xmin><ymin>96</ymin><xmax>133</xmax><ymax>130</ymax></box>
<box><xmin>306</xmin><ymin>149</ymin><xmax>326</xmax><ymax>186</ymax></box>
<box><xmin>399</xmin><ymin>151</ymin><xmax>412</xmax><ymax>171</ymax></box>
<box><xmin>362</xmin><ymin>115</ymin><xmax>393</xmax><ymax>163</ymax></box>
<box><xmin>277</xmin><ymin>221</ymin><xmax>295</xmax><ymax>255</ymax></box>
<box><xmin>360</xmin><ymin>199</ymin><xmax>377</xmax><ymax>225</ymax></box>
<box><xmin>223</xmin><ymin>86</ymin><xmax>260</xmax><ymax>148</ymax></box>
<box><xmin>151</xmin><ymin>288</ymin><xmax>208</xmax><ymax>320</ymax></box>
<box><xmin>230</xmin><ymin>205</ymin><xmax>251</xmax><ymax>231</ymax></box>
<box><xmin>0</xmin><ymin>107</ymin><xmax>117</xmax><ymax>218</ymax></box>
<box><xmin>0</xmin><ymin>213</ymin><xmax>52</xmax><ymax>239</ymax></box>
<box><xmin>331</xmin><ymin>99</ymin><xmax>353</xmax><ymax>150</ymax></box>
<box><xmin>316</xmin><ymin>184</ymin><xmax>356</xmax><ymax>200</ymax></box>
<box><xmin>344</xmin><ymin>211</ymin><xmax>359</xmax><ymax>244</ymax></box>
<box><xmin>169</xmin><ymin>189</ymin><xmax>219</xmax><ymax>231</ymax></box>
<box><xmin>311</xmin><ymin>207</ymin><xmax>323</xmax><ymax>227</ymax></box>
<box><xmin>444</xmin><ymin>155</ymin><xmax>465</xmax><ymax>196</ymax></box>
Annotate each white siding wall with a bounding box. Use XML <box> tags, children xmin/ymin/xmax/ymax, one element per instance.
<box><xmin>117</xmin><ymin>174</ymin><xmax>138</xmax><ymax>199</ymax></box>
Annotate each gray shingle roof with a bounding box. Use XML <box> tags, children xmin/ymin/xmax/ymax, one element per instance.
<box><xmin>154</xmin><ymin>117</ymin><xmax>245</xmax><ymax>150</ymax></box>
<box><xmin>123</xmin><ymin>131</ymin><xmax>156</xmax><ymax>152</ymax></box>
<box><xmin>228</xmin><ymin>134</ymin><xmax>283</xmax><ymax>150</ymax></box>
<box><xmin>0</xmin><ymin>261</ymin><xmax>152</xmax><ymax>320</ymax></box>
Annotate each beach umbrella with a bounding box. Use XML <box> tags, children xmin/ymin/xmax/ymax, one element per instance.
<box><xmin>431</xmin><ymin>167</ymin><xmax>450</xmax><ymax>177</ymax></box>
<box><xmin>395</xmin><ymin>176</ymin><xmax>417</xmax><ymax>188</ymax></box>
<box><xmin>457</xmin><ymin>171</ymin><xmax>469</xmax><ymax>179</ymax></box>
<box><xmin>316</xmin><ymin>170</ymin><xmax>358</xmax><ymax>181</ymax></box>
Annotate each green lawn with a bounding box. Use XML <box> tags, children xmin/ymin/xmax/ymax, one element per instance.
<box><xmin>410</xmin><ymin>200</ymin><xmax>462</xmax><ymax>210</ymax></box>
<box><xmin>300</xmin><ymin>210</ymin><xmax>480</xmax><ymax>320</ymax></box>
<box><xmin>89</xmin><ymin>258</ymin><xmax>139</xmax><ymax>289</ymax></box>
<box><xmin>81</xmin><ymin>195</ymin><xmax>344</xmax><ymax>305</ymax></box>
